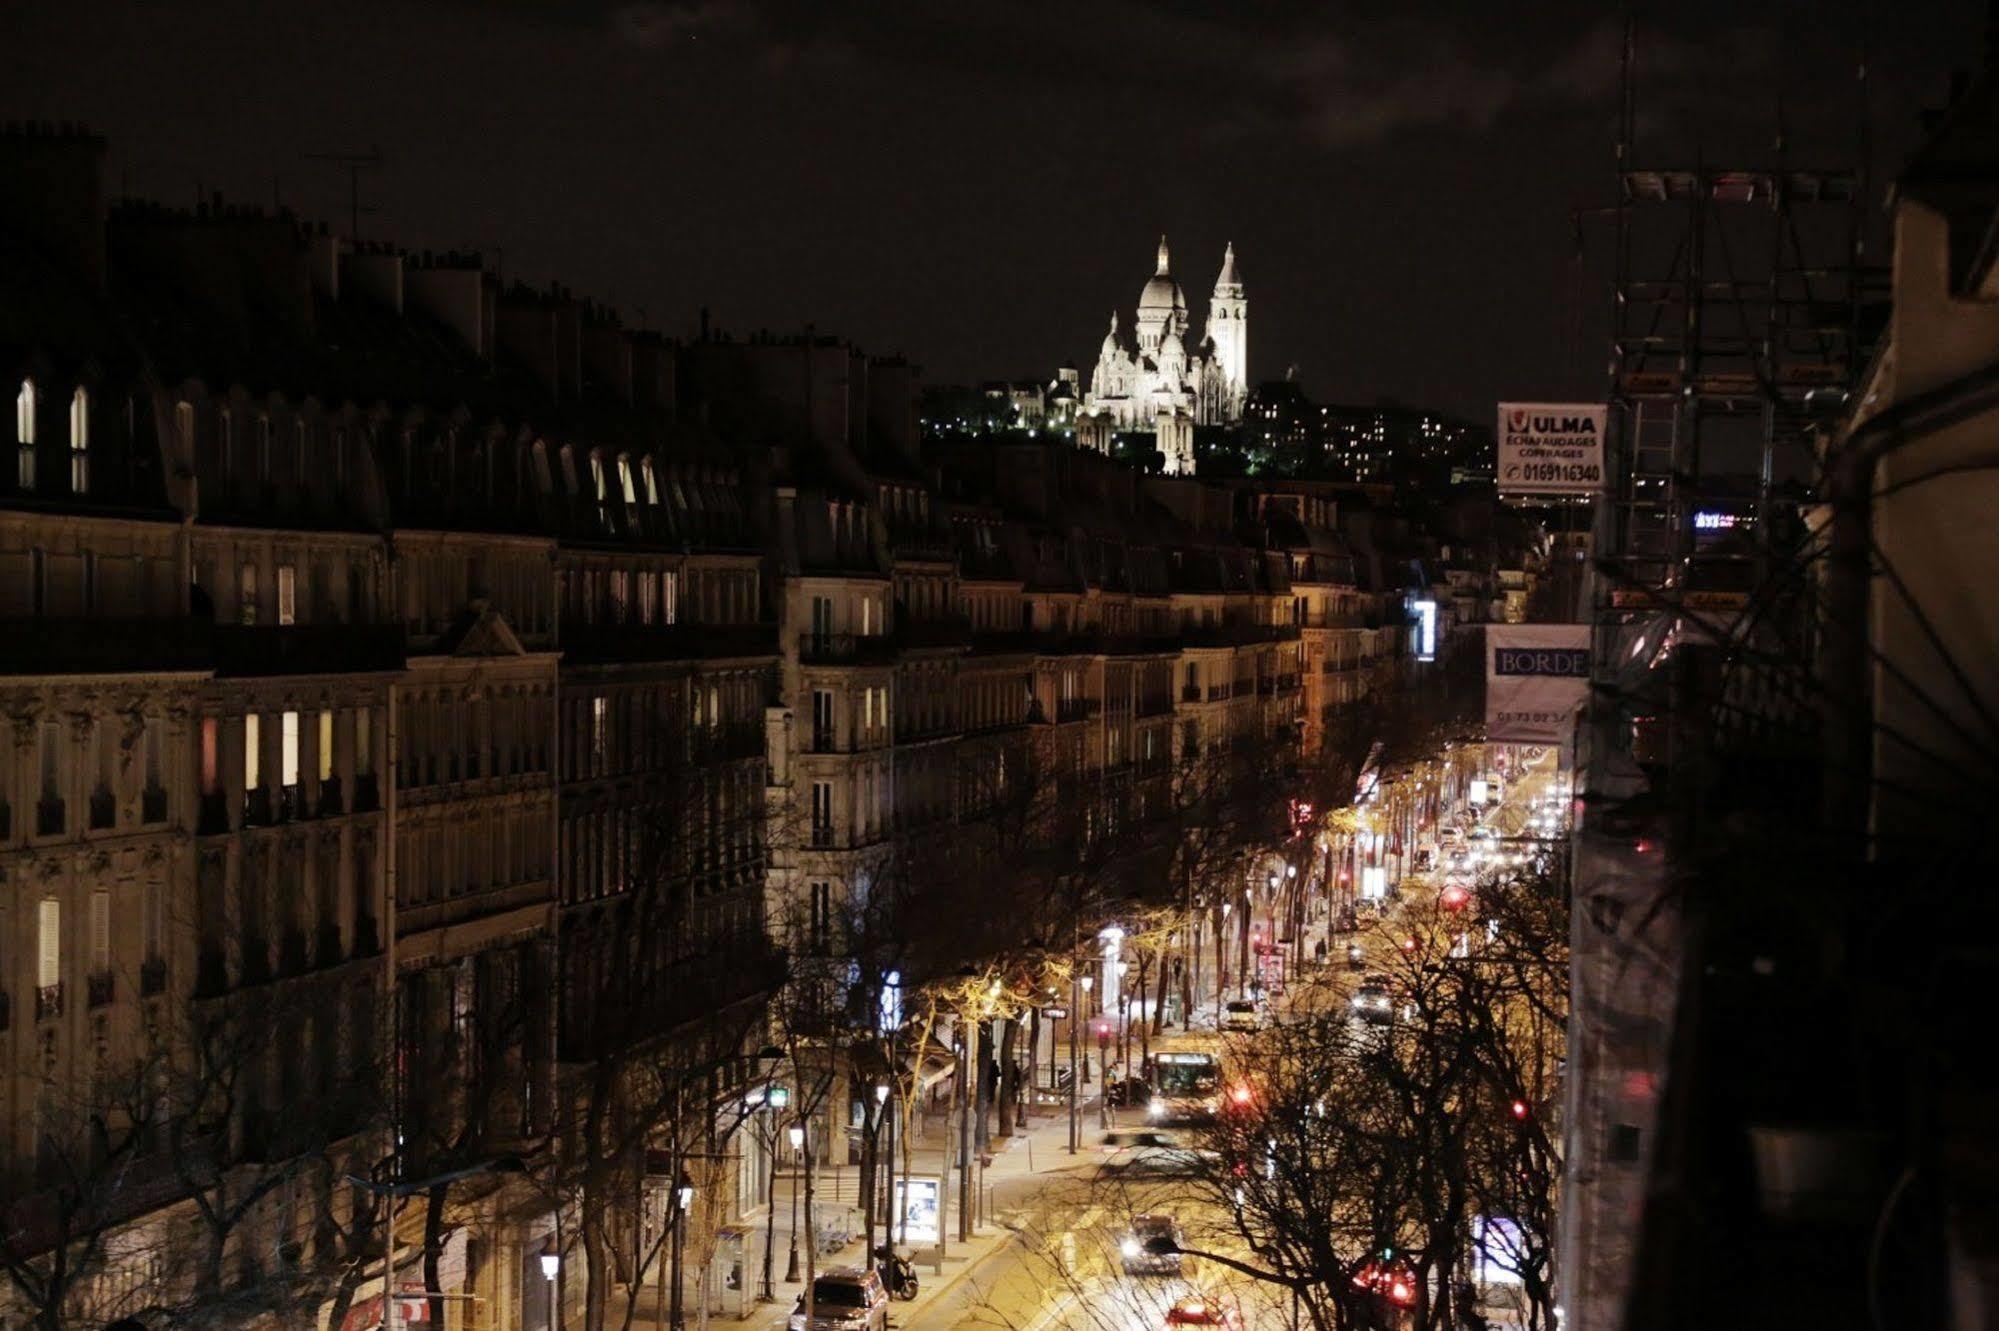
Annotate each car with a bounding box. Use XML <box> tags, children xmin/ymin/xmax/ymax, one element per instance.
<box><xmin>1163</xmin><ymin>1295</ymin><xmax>1238</xmax><ymax>1327</ymax></box>
<box><xmin>1120</xmin><ymin>1213</ymin><xmax>1184</xmax><ymax>1276</ymax></box>
<box><xmin>1106</xmin><ymin>1075</ymin><xmax>1152</xmax><ymax>1108</ymax></box>
<box><xmin>1349</xmin><ymin>977</ymin><xmax>1394</xmax><ymax>1025</ymax></box>
<box><xmin>1098</xmin><ymin>1130</ymin><xmax>1216</xmax><ymax>1176</ymax></box>
<box><xmin>1222</xmin><ymin>999</ymin><xmax>1259</xmax><ymax>1031</ymax></box>
<box><xmin>787</xmin><ymin>1267</ymin><xmax>889</xmax><ymax>1331</ymax></box>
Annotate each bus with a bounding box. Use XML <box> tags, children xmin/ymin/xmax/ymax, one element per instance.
<box><xmin>1145</xmin><ymin>1049</ymin><xmax>1222</xmax><ymax>1126</ymax></box>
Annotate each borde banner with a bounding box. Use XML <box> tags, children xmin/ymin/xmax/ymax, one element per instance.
<box><xmin>1497</xmin><ymin>402</ymin><xmax>1607</xmax><ymax>497</ymax></box>
<box><xmin>1485</xmin><ymin>625</ymin><xmax>1590</xmax><ymax>744</ymax></box>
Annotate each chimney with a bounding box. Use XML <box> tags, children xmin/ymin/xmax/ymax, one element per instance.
<box><xmin>344</xmin><ymin>245</ymin><xmax>403</xmax><ymax>314</ymax></box>
<box><xmin>406</xmin><ymin>252</ymin><xmax>493</xmax><ymax>358</ymax></box>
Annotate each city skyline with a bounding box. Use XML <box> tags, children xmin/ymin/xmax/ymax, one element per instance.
<box><xmin>2</xmin><ymin>0</ymin><xmax>1978</xmax><ymax>417</ymax></box>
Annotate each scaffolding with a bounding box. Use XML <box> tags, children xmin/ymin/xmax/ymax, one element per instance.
<box><xmin>1562</xmin><ymin>12</ymin><xmax>1883</xmax><ymax>1329</ymax></box>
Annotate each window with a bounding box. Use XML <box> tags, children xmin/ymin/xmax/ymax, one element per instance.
<box><xmin>812</xmin><ymin>690</ymin><xmax>834</xmax><ymax>749</ymax></box>
<box><xmin>38</xmin><ymin>897</ymin><xmax>60</xmax><ymax>990</ymax></box>
<box><xmin>617</xmin><ymin>456</ymin><xmax>637</xmax><ymax>505</ymax></box>
<box><xmin>609</xmin><ymin>569</ymin><xmax>629</xmax><ymax>623</ymax></box>
<box><xmin>811</xmin><ymin>781</ymin><xmax>833</xmax><ymax>844</ymax></box>
<box><xmin>239</xmin><ymin>562</ymin><xmax>258</xmax><ymax>625</ymax></box>
<box><xmin>39</xmin><ymin>720</ymin><xmax>60</xmax><ymax>804</ymax></box>
<box><xmin>16</xmin><ymin>379</ymin><xmax>36</xmax><ymax>489</ymax></box>
<box><xmin>277</xmin><ymin>565</ymin><xmax>296</xmax><ymax>625</ymax></box>
<box><xmin>90</xmin><ymin>890</ymin><xmax>110</xmax><ymax>975</ymax></box>
<box><xmin>281</xmin><ymin>711</ymin><xmax>300</xmax><ymax>789</ymax></box>
<box><xmin>200</xmin><ymin>717</ymin><xmax>220</xmax><ymax>793</ymax></box>
<box><xmin>318</xmin><ymin>710</ymin><xmax>335</xmax><ymax>782</ymax></box>
<box><xmin>245</xmin><ymin>714</ymin><xmax>262</xmax><ymax>791</ymax></box>
<box><xmin>68</xmin><ymin>387</ymin><xmax>88</xmax><ymax>494</ymax></box>
<box><xmin>808</xmin><ymin>881</ymin><xmax>832</xmax><ymax>953</ymax></box>
<box><xmin>662</xmin><ymin>570</ymin><xmax>679</xmax><ymax>625</ymax></box>
<box><xmin>638</xmin><ymin>570</ymin><xmax>656</xmax><ymax>625</ymax></box>
<box><xmin>590</xmin><ymin>696</ymin><xmax>607</xmax><ymax>775</ymax></box>
<box><xmin>860</xmin><ymin>596</ymin><xmax>874</xmax><ymax>637</ymax></box>
<box><xmin>144</xmin><ymin>879</ymin><xmax>163</xmax><ymax>963</ymax></box>
<box><xmin>354</xmin><ymin>708</ymin><xmax>373</xmax><ymax>774</ymax></box>
<box><xmin>589</xmin><ymin>453</ymin><xmax>607</xmax><ymax>503</ymax></box>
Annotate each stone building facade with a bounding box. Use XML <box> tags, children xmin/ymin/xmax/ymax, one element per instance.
<box><xmin>0</xmin><ymin>124</ymin><xmax>1421</xmax><ymax>1331</ymax></box>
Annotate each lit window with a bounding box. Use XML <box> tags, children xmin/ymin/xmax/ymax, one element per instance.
<box><xmin>590</xmin><ymin>696</ymin><xmax>607</xmax><ymax>772</ymax></box>
<box><xmin>16</xmin><ymin>379</ymin><xmax>36</xmax><ymax>489</ymax></box>
<box><xmin>318</xmin><ymin>710</ymin><xmax>335</xmax><ymax>781</ymax></box>
<box><xmin>244</xmin><ymin>714</ymin><xmax>262</xmax><ymax>790</ymax></box>
<box><xmin>68</xmin><ymin>388</ymin><xmax>88</xmax><ymax>494</ymax></box>
<box><xmin>277</xmin><ymin>565</ymin><xmax>296</xmax><ymax>625</ymax></box>
<box><xmin>589</xmin><ymin>453</ymin><xmax>607</xmax><ymax>503</ymax></box>
<box><xmin>281</xmin><ymin>711</ymin><xmax>300</xmax><ymax>788</ymax></box>
<box><xmin>38</xmin><ymin>897</ymin><xmax>61</xmax><ymax>990</ymax></box>
<box><xmin>617</xmin><ymin>455</ymin><xmax>637</xmax><ymax>505</ymax></box>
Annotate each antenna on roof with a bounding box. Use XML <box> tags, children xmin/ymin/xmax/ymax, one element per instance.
<box><xmin>303</xmin><ymin>144</ymin><xmax>382</xmax><ymax>241</ymax></box>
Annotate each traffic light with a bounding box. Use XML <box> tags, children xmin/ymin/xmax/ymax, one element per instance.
<box><xmin>1510</xmin><ymin>1098</ymin><xmax>1530</xmax><ymax>1121</ymax></box>
<box><xmin>1439</xmin><ymin>883</ymin><xmax>1469</xmax><ymax>911</ymax></box>
<box><xmin>1399</xmin><ymin>935</ymin><xmax>1418</xmax><ymax>954</ymax></box>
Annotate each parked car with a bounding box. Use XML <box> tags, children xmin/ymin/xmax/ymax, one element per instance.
<box><xmin>1222</xmin><ymin>999</ymin><xmax>1260</xmax><ymax>1031</ymax></box>
<box><xmin>1120</xmin><ymin>1213</ymin><xmax>1185</xmax><ymax>1276</ymax></box>
<box><xmin>788</xmin><ymin>1267</ymin><xmax>889</xmax><ymax>1331</ymax></box>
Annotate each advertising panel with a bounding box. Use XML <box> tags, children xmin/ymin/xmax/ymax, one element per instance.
<box><xmin>1485</xmin><ymin>625</ymin><xmax>1591</xmax><ymax>743</ymax></box>
<box><xmin>1497</xmin><ymin>403</ymin><xmax>1607</xmax><ymax>498</ymax></box>
<box><xmin>891</xmin><ymin>1177</ymin><xmax>941</xmax><ymax>1246</ymax></box>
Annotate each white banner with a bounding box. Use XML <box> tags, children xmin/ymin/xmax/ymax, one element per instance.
<box><xmin>1486</xmin><ymin>625</ymin><xmax>1590</xmax><ymax>743</ymax></box>
<box><xmin>1497</xmin><ymin>402</ymin><xmax>1607</xmax><ymax>497</ymax></box>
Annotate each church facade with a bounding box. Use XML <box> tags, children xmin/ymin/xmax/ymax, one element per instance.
<box><xmin>1076</xmin><ymin>237</ymin><xmax>1247</xmax><ymax>475</ymax></box>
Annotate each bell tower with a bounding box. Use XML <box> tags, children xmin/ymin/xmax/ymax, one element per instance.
<box><xmin>1207</xmin><ymin>242</ymin><xmax>1247</xmax><ymax>419</ymax></box>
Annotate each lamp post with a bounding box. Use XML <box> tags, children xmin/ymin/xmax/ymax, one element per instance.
<box><xmin>1066</xmin><ymin>969</ymin><xmax>1082</xmax><ymax>1154</ymax></box>
<box><xmin>668</xmin><ymin>1174</ymin><xmax>694</xmax><ymax>1331</ymax></box>
<box><xmin>1115</xmin><ymin>959</ymin><xmax>1131</xmax><ymax>1068</ymax></box>
<box><xmin>540</xmin><ymin>1238</ymin><xmax>561</xmax><ymax>1331</ymax></box>
<box><xmin>1216</xmin><ymin>902</ymin><xmax>1230</xmax><ymax>1024</ymax></box>
<box><xmin>784</xmin><ymin>1123</ymin><xmax>805</xmax><ymax>1284</ymax></box>
<box><xmin>1095</xmin><ymin>1020</ymin><xmax>1112</xmax><ymax>1128</ymax></box>
<box><xmin>873</xmin><ymin>1082</ymin><xmax>892</xmax><ymax>1261</ymax></box>
<box><xmin>1078</xmin><ymin>974</ymin><xmax>1094</xmax><ymax>1083</ymax></box>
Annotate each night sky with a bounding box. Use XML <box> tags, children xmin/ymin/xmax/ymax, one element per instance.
<box><xmin>2</xmin><ymin>1</ymin><xmax>1981</xmax><ymax>418</ymax></box>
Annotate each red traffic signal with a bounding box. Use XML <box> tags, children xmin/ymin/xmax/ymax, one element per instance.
<box><xmin>1439</xmin><ymin>883</ymin><xmax>1470</xmax><ymax>911</ymax></box>
<box><xmin>1092</xmin><ymin>1019</ymin><xmax>1113</xmax><ymax>1040</ymax></box>
<box><xmin>1399</xmin><ymin>936</ymin><xmax>1418</xmax><ymax>954</ymax></box>
<box><xmin>1510</xmin><ymin>1098</ymin><xmax>1530</xmax><ymax>1120</ymax></box>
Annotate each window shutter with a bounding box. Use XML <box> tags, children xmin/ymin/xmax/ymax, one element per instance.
<box><xmin>90</xmin><ymin>890</ymin><xmax>110</xmax><ymax>971</ymax></box>
<box><xmin>38</xmin><ymin>898</ymin><xmax>61</xmax><ymax>989</ymax></box>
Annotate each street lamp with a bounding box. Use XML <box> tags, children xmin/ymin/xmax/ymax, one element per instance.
<box><xmin>540</xmin><ymin>1237</ymin><xmax>561</xmax><ymax>1331</ymax></box>
<box><xmin>874</xmin><ymin>1082</ymin><xmax>894</xmax><ymax>1260</ymax></box>
<box><xmin>784</xmin><ymin>1123</ymin><xmax>806</xmax><ymax>1283</ymax></box>
<box><xmin>669</xmin><ymin>1174</ymin><xmax>695</xmax><ymax>1331</ymax></box>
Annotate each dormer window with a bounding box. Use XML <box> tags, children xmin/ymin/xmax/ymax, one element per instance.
<box><xmin>616</xmin><ymin>455</ymin><xmax>637</xmax><ymax>506</ymax></box>
<box><xmin>589</xmin><ymin>453</ymin><xmax>607</xmax><ymax>504</ymax></box>
<box><xmin>15</xmin><ymin>379</ymin><xmax>36</xmax><ymax>489</ymax></box>
<box><xmin>67</xmin><ymin>388</ymin><xmax>88</xmax><ymax>494</ymax></box>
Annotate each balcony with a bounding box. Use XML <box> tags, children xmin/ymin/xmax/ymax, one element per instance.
<box><xmin>0</xmin><ymin>615</ymin><xmax>212</xmax><ymax>675</ymax></box>
<box><xmin>1139</xmin><ymin>693</ymin><xmax>1175</xmax><ymax>718</ymax></box>
<box><xmin>0</xmin><ymin>990</ymin><xmax>8</xmax><ymax>1031</ymax></box>
<box><xmin>1181</xmin><ymin>685</ymin><xmax>1202</xmax><ymax>703</ymax></box>
<box><xmin>141</xmin><ymin>784</ymin><xmax>168</xmax><ymax>824</ymax></box>
<box><xmin>88</xmin><ymin>788</ymin><xmax>115</xmax><ymax>830</ymax></box>
<box><xmin>316</xmin><ymin>776</ymin><xmax>344</xmax><ymax>817</ymax></box>
<box><xmin>36</xmin><ymin>797</ymin><xmax>64</xmax><ymax>837</ymax></box>
<box><xmin>239</xmin><ymin>943</ymin><xmax>271</xmax><ymax>986</ymax></box>
<box><xmin>798</xmin><ymin>633</ymin><xmax>897</xmax><ymax>666</ymax></box>
<box><xmin>811</xmin><ymin>824</ymin><xmax>835</xmax><ymax>848</ymax></box>
<box><xmin>0</xmin><ymin>800</ymin><xmax>8</xmax><ymax>839</ymax></box>
<box><xmin>1206</xmin><ymin>685</ymin><xmax>1229</xmax><ymax>702</ymax></box>
<box><xmin>894</xmin><ymin>615</ymin><xmax>972</xmax><ymax>651</ymax></box>
<box><xmin>140</xmin><ymin>957</ymin><xmax>168</xmax><ymax>997</ymax></box>
<box><xmin>277</xmin><ymin>784</ymin><xmax>302</xmax><ymax>823</ymax></box>
<box><xmin>691</xmin><ymin>722</ymin><xmax>764</xmax><ymax>765</ymax></box>
<box><xmin>210</xmin><ymin>623</ymin><xmax>406</xmax><ymax>677</ymax></box>
<box><xmin>354</xmin><ymin>915</ymin><xmax>380</xmax><ymax>957</ymax></box>
<box><xmin>87</xmin><ymin>971</ymin><xmax>114</xmax><ymax>1008</ymax></box>
<box><xmin>1054</xmin><ymin>698</ymin><xmax>1101</xmax><ymax>724</ymax></box>
<box><xmin>352</xmin><ymin>773</ymin><xmax>380</xmax><ymax>812</ymax></box>
<box><xmin>810</xmin><ymin>729</ymin><xmax>838</xmax><ymax>754</ymax></box>
<box><xmin>198</xmin><ymin>790</ymin><xmax>229</xmax><ymax>835</ymax></box>
<box><xmin>279</xmin><ymin>931</ymin><xmax>310</xmax><ymax>976</ymax></box>
<box><xmin>196</xmin><ymin>949</ymin><xmax>228</xmax><ymax>997</ymax></box>
<box><xmin>242</xmin><ymin>787</ymin><xmax>272</xmax><ymax>827</ymax></box>
<box><xmin>561</xmin><ymin>621</ymin><xmax>779</xmax><ymax>665</ymax></box>
<box><xmin>36</xmin><ymin>983</ymin><xmax>62</xmax><ymax>1022</ymax></box>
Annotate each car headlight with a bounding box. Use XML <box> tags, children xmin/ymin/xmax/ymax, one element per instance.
<box><xmin>1121</xmin><ymin>1237</ymin><xmax>1142</xmax><ymax>1258</ymax></box>
<box><xmin>1147</xmin><ymin>1099</ymin><xmax>1165</xmax><ymax>1118</ymax></box>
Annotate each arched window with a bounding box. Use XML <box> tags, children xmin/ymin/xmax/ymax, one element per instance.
<box><xmin>16</xmin><ymin>379</ymin><xmax>36</xmax><ymax>489</ymax></box>
<box><xmin>68</xmin><ymin>388</ymin><xmax>88</xmax><ymax>494</ymax></box>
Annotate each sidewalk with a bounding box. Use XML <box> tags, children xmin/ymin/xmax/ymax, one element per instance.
<box><xmin>709</xmin><ymin>1093</ymin><xmax>1096</xmax><ymax>1329</ymax></box>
